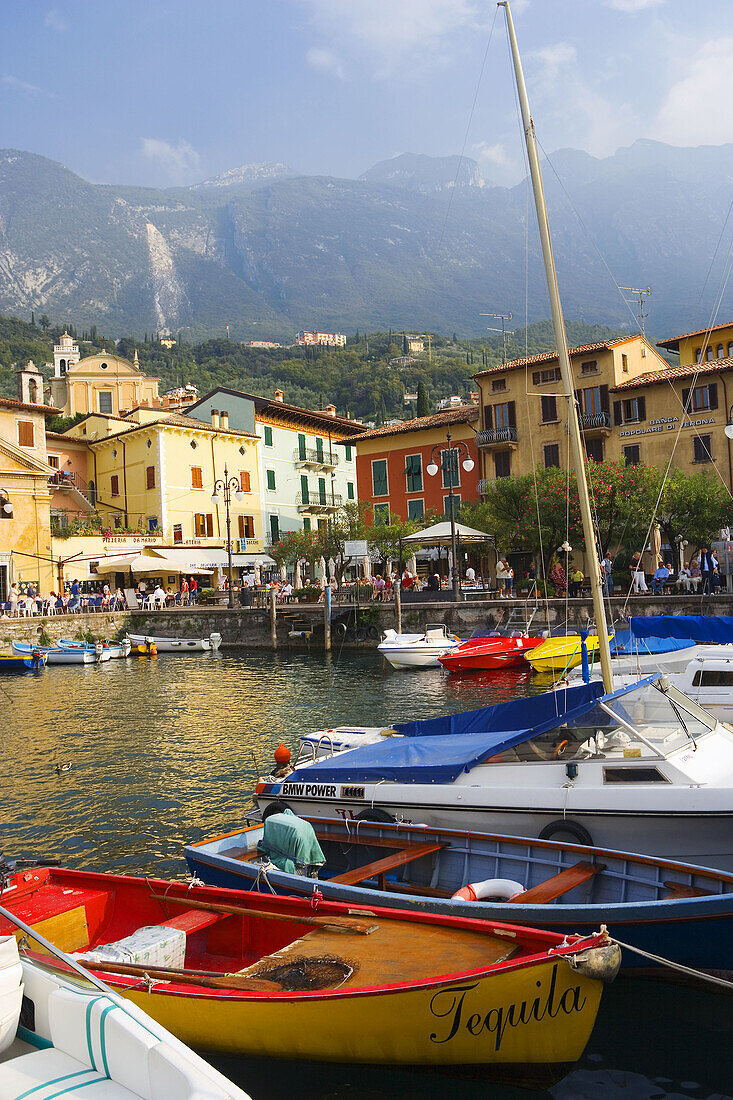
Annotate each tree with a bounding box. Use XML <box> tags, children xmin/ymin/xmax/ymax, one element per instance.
<box><xmin>416</xmin><ymin>380</ymin><xmax>429</xmax><ymax>417</ymax></box>
<box><xmin>31</xmin><ymin>311</ymin><xmax>35</xmax><ymax>327</ymax></box>
<box><xmin>38</xmin><ymin>314</ymin><xmax>51</xmax><ymax>331</ymax></box>
<box><xmin>402</xmin><ymin>332</ymin><xmax>408</xmax><ymax>355</ymax></box>
<box><xmin>656</xmin><ymin>468</ymin><xmax>732</xmax><ymax>555</ymax></box>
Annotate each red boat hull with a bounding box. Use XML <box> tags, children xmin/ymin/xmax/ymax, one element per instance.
<box><xmin>439</xmin><ymin>636</ymin><xmax>544</xmax><ymax>671</ymax></box>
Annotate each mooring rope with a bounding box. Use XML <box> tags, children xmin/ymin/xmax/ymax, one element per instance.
<box><xmin>612</xmin><ymin>937</ymin><xmax>733</xmax><ymax>992</ymax></box>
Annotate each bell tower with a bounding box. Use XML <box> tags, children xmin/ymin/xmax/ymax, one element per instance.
<box><xmin>17</xmin><ymin>360</ymin><xmax>44</xmax><ymax>406</ymax></box>
<box><xmin>53</xmin><ymin>331</ymin><xmax>80</xmax><ymax>377</ymax></box>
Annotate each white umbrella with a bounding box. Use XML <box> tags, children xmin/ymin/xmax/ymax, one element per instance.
<box><xmin>318</xmin><ymin>556</ymin><xmax>327</xmax><ymax>586</ymax></box>
<box><xmin>280</xmin><ymin>564</ymin><xmax>288</xmax><ymax>582</ymax></box>
<box><xmin>328</xmin><ymin>557</ymin><xmax>336</xmax><ymax>580</ymax></box>
<box><xmin>407</xmin><ymin>554</ymin><xmax>417</xmax><ymax>574</ymax></box>
<box><xmin>362</xmin><ymin>554</ymin><xmax>372</xmax><ymax>582</ymax></box>
<box><xmin>651</xmin><ymin>523</ymin><xmax>662</xmax><ymax>566</ymax></box>
<box><xmin>294</xmin><ymin>560</ymin><xmax>302</xmax><ymax>588</ymax></box>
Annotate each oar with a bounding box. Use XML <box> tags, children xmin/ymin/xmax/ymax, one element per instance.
<box><xmin>72</xmin><ymin>958</ymin><xmax>281</xmax><ymax>992</ymax></box>
<box><xmin>148</xmin><ymin>892</ymin><xmax>378</xmax><ymax>935</ymax></box>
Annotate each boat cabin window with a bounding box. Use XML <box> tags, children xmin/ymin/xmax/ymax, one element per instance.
<box><xmin>603</xmin><ymin>767</ymin><xmax>667</xmax><ymax>783</ymax></box>
<box><xmin>692</xmin><ymin>669</ymin><xmax>733</xmax><ymax>687</ymax></box>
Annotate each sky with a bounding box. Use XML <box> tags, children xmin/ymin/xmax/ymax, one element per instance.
<box><xmin>1</xmin><ymin>0</ymin><xmax>731</xmax><ymax>189</ymax></box>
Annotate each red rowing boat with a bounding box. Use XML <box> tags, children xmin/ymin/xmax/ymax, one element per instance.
<box><xmin>439</xmin><ymin>635</ymin><xmax>544</xmax><ymax>672</ymax></box>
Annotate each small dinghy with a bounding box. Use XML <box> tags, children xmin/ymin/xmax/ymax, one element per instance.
<box><xmin>440</xmin><ymin>635</ymin><xmax>544</xmax><ymax>672</ymax></box>
<box><xmin>0</xmin><ymin>866</ymin><xmax>618</xmax><ymax>1084</ymax></box>
<box><xmin>125</xmin><ymin>632</ymin><xmax>221</xmax><ymax>653</ymax></box>
<box><xmin>0</xmin><ymin>652</ymin><xmax>46</xmax><ymax>673</ymax></box>
<box><xmin>187</xmin><ymin>812</ymin><xmax>733</xmax><ymax>972</ymax></box>
<box><xmin>11</xmin><ymin>641</ymin><xmax>106</xmax><ymax>665</ymax></box>
<box><xmin>58</xmin><ymin>637</ymin><xmax>132</xmax><ymax>658</ymax></box>
<box><xmin>524</xmin><ymin>634</ymin><xmax>613</xmax><ymax>674</ymax></box>
<box><xmin>0</xmin><ymin>926</ymin><xmax>251</xmax><ymax>1099</ymax></box>
<box><xmin>377</xmin><ymin>625</ymin><xmax>461</xmax><ymax>669</ymax></box>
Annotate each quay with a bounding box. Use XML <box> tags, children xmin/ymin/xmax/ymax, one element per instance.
<box><xmin>1</xmin><ymin>593</ymin><xmax>731</xmax><ymax>651</ymax></box>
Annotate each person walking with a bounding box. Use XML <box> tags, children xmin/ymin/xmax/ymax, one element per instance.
<box><xmin>495</xmin><ymin>559</ymin><xmax>508</xmax><ymax>597</ymax></box>
<box><xmin>600</xmin><ymin>552</ymin><xmax>613</xmax><ymax>598</ymax></box>
<box><xmin>629</xmin><ymin>553</ymin><xmax>648</xmax><ymax>594</ymax></box>
<box><xmin>9</xmin><ymin>582</ymin><xmax>19</xmax><ymax>617</ymax></box>
<box><xmin>189</xmin><ymin>576</ymin><xmax>198</xmax><ymax>604</ymax></box>
<box><xmin>699</xmin><ymin>547</ymin><xmax>715</xmax><ymax>595</ymax></box>
<box><xmin>70</xmin><ymin>578</ymin><xmax>81</xmax><ymax>612</ymax></box>
<box><xmin>180</xmin><ymin>577</ymin><xmax>189</xmax><ymax>606</ymax></box>
<box><xmin>504</xmin><ymin>560</ymin><xmax>514</xmax><ymax>598</ymax></box>
<box><xmin>569</xmin><ymin>566</ymin><xmax>584</xmax><ymax>597</ymax></box>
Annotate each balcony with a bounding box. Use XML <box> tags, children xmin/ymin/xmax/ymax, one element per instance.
<box><xmin>293</xmin><ymin>447</ymin><xmax>339</xmax><ymax>470</ymax></box>
<box><xmin>579</xmin><ymin>410</ymin><xmax>611</xmax><ymax>434</ymax></box>
<box><xmin>296</xmin><ymin>491</ymin><xmax>343</xmax><ymax>513</ymax></box>
<box><xmin>475</xmin><ymin>427</ymin><xmax>518</xmax><ymax>449</ymax></box>
<box><xmin>478</xmin><ymin>479</ymin><xmax>493</xmax><ymax>495</ymax></box>
<box><xmin>49</xmin><ymin>470</ymin><xmax>95</xmax><ymax>509</ymax></box>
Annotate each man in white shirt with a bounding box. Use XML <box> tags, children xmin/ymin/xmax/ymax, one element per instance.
<box><xmin>152</xmin><ymin>584</ymin><xmax>167</xmax><ymax>608</ymax></box>
<box><xmin>465</xmin><ymin>566</ymin><xmax>476</xmax><ymax>583</ymax></box>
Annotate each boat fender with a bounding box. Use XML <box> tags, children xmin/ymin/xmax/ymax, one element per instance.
<box><xmin>568</xmin><ymin>941</ymin><xmax>622</xmax><ymax>984</ymax></box>
<box><xmin>538</xmin><ymin>819</ymin><xmax>594</xmax><ymax>847</ymax></box>
<box><xmin>451</xmin><ymin>878</ymin><xmax>524</xmax><ymax>902</ymax></box>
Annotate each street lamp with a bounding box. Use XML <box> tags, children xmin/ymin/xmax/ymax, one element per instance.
<box><xmin>426</xmin><ymin>429</ymin><xmax>475</xmax><ymax>598</ymax></box>
<box><xmin>211</xmin><ymin>465</ymin><xmax>244</xmax><ymax>609</ymax></box>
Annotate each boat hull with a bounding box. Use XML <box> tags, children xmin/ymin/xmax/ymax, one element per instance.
<box><xmin>440</xmin><ymin>637</ymin><xmax>543</xmax><ymax>672</ymax></box>
<box><xmin>59</xmin><ymin>638</ymin><xmax>131</xmax><ymax>658</ymax></box>
<box><xmin>0</xmin><ymin>654</ymin><xmax>46</xmax><ymax>672</ymax></box>
<box><xmin>525</xmin><ymin>636</ymin><xmax>609</xmax><ymax>674</ymax></box>
<box><xmin>11</xmin><ymin>641</ymin><xmax>99</xmax><ymax>665</ymax></box>
<box><xmin>379</xmin><ymin>644</ymin><xmax>458</xmax><ymax>669</ymax></box>
<box><xmin>126</xmin><ymin>633</ymin><xmax>220</xmax><ymax>652</ymax></box>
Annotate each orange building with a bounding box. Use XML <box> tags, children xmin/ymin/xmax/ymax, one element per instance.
<box><xmin>353</xmin><ymin>407</ymin><xmax>479</xmax><ymax>524</ymax></box>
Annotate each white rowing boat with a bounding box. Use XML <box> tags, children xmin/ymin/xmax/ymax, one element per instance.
<box><xmin>125</xmin><ymin>632</ymin><xmax>222</xmax><ymax>652</ymax></box>
<box><xmin>11</xmin><ymin>641</ymin><xmax>107</xmax><ymax>665</ymax></box>
<box><xmin>58</xmin><ymin>638</ymin><xmax>132</xmax><ymax>658</ymax></box>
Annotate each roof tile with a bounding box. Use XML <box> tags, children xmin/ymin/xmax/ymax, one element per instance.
<box><xmin>613</xmin><ymin>357</ymin><xmax>733</xmax><ymax>390</ymax></box>
<box><xmin>355</xmin><ymin>405</ymin><xmax>478</xmax><ymax>441</ymax></box>
<box><xmin>472</xmin><ymin>338</ymin><xmax>632</xmax><ymax>378</ymax></box>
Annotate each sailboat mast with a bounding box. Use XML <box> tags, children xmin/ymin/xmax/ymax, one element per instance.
<box><xmin>500</xmin><ymin>0</ymin><xmax>614</xmax><ymax>693</ymax></box>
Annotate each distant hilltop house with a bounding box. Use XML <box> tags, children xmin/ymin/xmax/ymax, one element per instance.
<box><xmin>437</xmin><ymin>395</ymin><xmax>476</xmax><ymax>410</ymax></box>
<box><xmin>296</xmin><ymin>331</ymin><xmax>347</xmax><ymax>347</ymax></box>
<box><xmin>159</xmin><ymin>336</ymin><xmax>176</xmax><ymax>349</ymax></box>
<box><xmin>247</xmin><ymin>340</ymin><xmax>281</xmax><ymax>348</ymax></box>
<box><xmin>408</xmin><ymin>339</ymin><xmax>425</xmax><ymax>354</ymax></box>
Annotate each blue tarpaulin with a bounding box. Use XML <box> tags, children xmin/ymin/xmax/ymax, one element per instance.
<box><xmin>286</xmin><ymin>682</ymin><xmax>604</xmax><ymax>785</ymax></box>
<box><xmin>609</xmin><ymin>630</ymin><xmax>696</xmax><ymax>656</ymax></box>
<box><xmin>629</xmin><ymin>616</ymin><xmax>733</xmax><ymax>645</ymax></box>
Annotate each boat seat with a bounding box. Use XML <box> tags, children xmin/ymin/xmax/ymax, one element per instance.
<box><xmin>331</xmin><ymin>843</ymin><xmax>445</xmax><ymax>888</ymax></box>
<box><xmin>151</xmin><ymin>908</ymin><xmax>226</xmax><ymax>935</ymax></box>
<box><xmin>509</xmin><ymin>861</ymin><xmax>605</xmax><ymax>904</ymax></box>
<box><xmin>663</xmin><ymin>880</ymin><xmax>709</xmax><ymax>900</ymax></box>
<box><xmin>0</xmin><ymin>1049</ymin><xmax>139</xmax><ymax>1098</ymax></box>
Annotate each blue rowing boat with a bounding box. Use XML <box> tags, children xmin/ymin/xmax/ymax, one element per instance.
<box><xmin>186</xmin><ymin>815</ymin><xmax>733</xmax><ymax>971</ymax></box>
<box><xmin>0</xmin><ymin>653</ymin><xmax>46</xmax><ymax>672</ymax></box>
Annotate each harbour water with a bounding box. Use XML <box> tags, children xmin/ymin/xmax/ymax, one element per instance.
<box><xmin>4</xmin><ymin>650</ymin><xmax>733</xmax><ymax>1098</ymax></box>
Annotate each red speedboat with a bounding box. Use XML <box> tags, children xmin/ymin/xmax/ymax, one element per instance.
<box><xmin>439</xmin><ymin>634</ymin><xmax>544</xmax><ymax>672</ymax></box>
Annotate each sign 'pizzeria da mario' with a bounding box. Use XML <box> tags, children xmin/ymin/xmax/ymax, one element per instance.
<box><xmin>620</xmin><ymin>416</ymin><xmax>716</xmax><ymax>438</ymax></box>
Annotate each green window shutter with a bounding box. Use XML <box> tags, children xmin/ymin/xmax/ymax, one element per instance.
<box><xmin>264</xmin><ymin>425</ymin><xmax>273</xmax><ymax>446</ymax></box>
<box><xmin>300</xmin><ymin>474</ymin><xmax>309</xmax><ymax>504</ymax></box>
<box><xmin>266</xmin><ymin>469</ymin><xmax>276</xmax><ymax>491</ymax></box>
<box><xmin>318</xmin><ymin>477</ymin><xmax>326</xmax><ymax>504</ymax></box>
<box><xmin>316</xmin><ymin>436</ymin><xmax>324</xmax><ymax>460</ymax></box>
<box><xmin>298</xmin><ymin>433</ymin><xmax>306</xmax><ymax>460</ymax></box>
<box><xmin>372</xmin><ymin>460</ymin><xmax>388</xmax><ymax>496</ymax></box>
<box><xmin>269</xmin><ymin>515</ymin><xmax>279</xmax><ymax>541</ymax></box>
<box><xmin>347</xmin><ymin>482</ymin><xmax>355</xmax><ymax>500</ymax></box>
<box><xmin>345</xmin><ymin>444</ymin><xmax>352</xmax><ymax>461</ymax></box>
<box><xmin>303</xmin><ymin>517</ymin><xmax>311</xmax><ymax>531</ymax></box>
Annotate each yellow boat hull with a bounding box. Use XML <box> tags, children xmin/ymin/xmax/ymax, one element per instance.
<box><xmin>525</xmin><ymin>635</ymin><xmax>612</xmax><ymax>674</ymax></box>
<box><xmin>121</xmin><ymin>956</ymin><xmax>602</xmax><ymax>1072</ymax></box>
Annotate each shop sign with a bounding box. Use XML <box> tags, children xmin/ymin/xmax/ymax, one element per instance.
<box><xmin>620</xmin><ymin>416</ymin><xmax>716</xmax><ymax>438</ymax></box>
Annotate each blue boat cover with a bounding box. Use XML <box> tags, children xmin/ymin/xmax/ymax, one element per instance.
<box><xmin>629</xmin><ymin>615</ymin><xmax>733</xmax><ymax>645</ymax></box>
<box><xmin>609</xmin><ymin>630</ymin><xmax>695</xmax><ymax>656</ymax></box>
<box><xmin>286</xmin><ymin>682</ymin><xmax>604</xmax><ymax>785</ymax></box>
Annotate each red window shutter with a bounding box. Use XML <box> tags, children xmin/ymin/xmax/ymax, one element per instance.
<box><xmin>146</xmin><ymin>465</ymin><xmax>155</xmax><ymax>489</ymax></box>
<box><xmin>240</xmin><ymin>470</ymin><xmax>250</xmax><ymax>492</ymax></box>
<box><xmin>17</xmin><ymin>420</ymin><xmax>34</xmax><ymax>447</ymax></box>
<box><xmin>191</xmin><ymin>466</ymin><xmax>203</xmax><ymax>489</ymax></box>
<box><xmin>238</xmin><ymin>515</ymin><xmax>245</xmax><ymax>538</ymax></box>
<box><xmin>532</xmin><ymin>371</ymin><xmax>540</xmax><ymax>385</ymax></box>
<box><xmin>111</xmin><ymin>475</ymin><xmax>119</xmax><ymax>496</ymax></box>
<box><xmin>206</xmin><ymin>514</ymin><xmax>214</xmax><ymax>537</ymax></box>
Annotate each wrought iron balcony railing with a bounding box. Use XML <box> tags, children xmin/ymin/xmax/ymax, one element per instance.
<box><xmin>293</xmin><ymin>447</ymin><xmax>339</xmax><ymax>468</ymax></box>
<box><xmin>475</xmin><ymin>426</ymin><xmax>518</xmax><ymax>447</ymax></box>
<box><xmin>579</xmin><ymin>411</ymin><xmax>611</xmax><ymax>430</ymax></box>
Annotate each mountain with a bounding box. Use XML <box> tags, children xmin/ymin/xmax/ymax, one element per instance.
<box><xmin>2</xmin><ymin>142</ymin><xmax>733</xmax><ymax>340</ymax></box>
<box><xmin>359</xmin><ymin>153</ymin><xmax>488</xmax><ymax>192</ymax></box>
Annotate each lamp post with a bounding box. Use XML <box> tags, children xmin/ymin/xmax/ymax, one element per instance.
<box><xmin>426</xmin><ymin>429</ymin><xmax>475</xmax><ymax>598</ymax></box>
<box><xmin>211</xmin><ymin>465</ymin><xmax>244</xmax><ymax>609</ymax></box>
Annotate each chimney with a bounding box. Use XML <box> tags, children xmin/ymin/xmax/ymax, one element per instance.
<box><xmin>273</xmin><ymin>389</ymin><xmax>284</xmax><ymax>402</ymax></box>
<box><xmin>325</xmin><ymin>404</ymin><xmax>337</xmax><ymax>417</ymax></box>
<box><xmin>220</xmin><ymin>410</ymin><xmax>229</xmax><ymax>430</ymax></box>
<box><xmin>211</xmin><ymin>409</ymin><xmax>219</xmax><ymax>429</ymax></box>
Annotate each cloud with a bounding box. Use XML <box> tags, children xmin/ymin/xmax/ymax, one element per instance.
<box><xmin>141</xmin><ymin>138</ymin><xmax>201</xmax><ymax>183</ymax></box>
<box><xmin>473</xmin><ymin>141</ymin><xmax>522</xmax><ymax>184</ymax></box>
<box><xmin>306</xmin><ymin>47</ymin><xmax>344</xmax><ymax>79</ymax></box>
<box><xmin>606</xmin><ymin>0</ymin><xmax>664</xmax><ymax>10</ymax></box>
<box><xmin>45</xmin><ymin>9</ymin><xmax>67</xmax><ymax>31</ymax></box>
<box><xmin>531</xmin><ymin>42</ymin><xmax>577</xmax><ymax>73</ymax></box>
<box><xmin>654</xmin><ymin>37</ymin><xmax>733</xmax><ymax>145</ymax></box>
<box><xmin>299</xmin><ymin>0</ymin><xmax>483</xmax><ymax>76</ymax></box>
<box><xmin>2</xmin><ymin>74</ymin><xmax>55</xmax><ymax>98</ymax></box>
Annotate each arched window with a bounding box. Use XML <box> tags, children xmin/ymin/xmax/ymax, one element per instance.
<box><xmin>695</xmin><ymin>347</ymin><xmax>702</xmax><ymax>363</ymax></box>
<box><xmin>28</xmin><ymin>379</ymin><xmax>38</xmax><ymax>403</ymax></box>
<box><xmin>728</xmin><ymin>342</ymin><xmax>733</xmax><ymax>358</ymax></box>
<box><xmin>59</xmin><ymin>359</ymin><xmax>67</xmax><ymax>374</ymax></box>
<box><xmin>717</xmin><ymin>344</ymin><xmax>725</xmax><ymax>358</ymax></box>
<box><xmin>706</xmin><ymin>346</ymin><xmax>714</xmax><ymax>360</ymax></box>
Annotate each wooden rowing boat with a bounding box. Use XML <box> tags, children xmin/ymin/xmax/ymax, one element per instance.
<box><xmin>439</xmin><ymin>636</ymin><xmax>544</xmax><ymax>672</ymax></box>
<box><xmin>0</xmin><ymin>867</ymin><xmax>617</xmax><ymax>1085</ymax></box>
<box><xmin>0</xmin><ymin>653</ymin><xmax>47</xmax><ymax>672</ymax></box>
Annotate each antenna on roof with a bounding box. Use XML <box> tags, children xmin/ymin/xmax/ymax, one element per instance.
<box><xmin>480</xmin><ymin>312</ymin><xmax>514</xmax><ymax>365</ymax></box>
<box><xmin>619</xmin><ymin>287</ymin><xmax>651</xmax><ymax>339</ymax></box>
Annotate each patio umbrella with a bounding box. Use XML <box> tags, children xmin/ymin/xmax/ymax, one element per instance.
<box><xmin>280</xmin><ymin>564</ymin><xmax>288</xmax><ymax>582</ymax></box>
<box><xmin>328</xmin><ymin>557</ymin><xmax>336</xmax><ymax>580</ymax></box>
<box><xmin>294</xmin><ymin>560</ymin><xmax>302</xmax><ymax>588</ymax></box>
<box><xmin>318</xmin><ymin>556</ymin><xmax>327</xmax><ymax>586</ymax></box>
<box><xmin>651</xmin><ymin>523</ymin><xmax>662</xmax><ymax>566</ymax></box>
<box><xmin>362</xmin><ymin>554</ymin><xmax>372</xmax><ymax>582</ymax></box>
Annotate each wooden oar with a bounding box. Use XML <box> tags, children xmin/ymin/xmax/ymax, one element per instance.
<box><xmin>148</xmin><ymin>892</ymin><xmax>378</xmax><ymax>935</ymax></box>
<box><xmin>73</xmin><ymin>958</ymin><xmax>282</xmax><ymax>992</ymax></box>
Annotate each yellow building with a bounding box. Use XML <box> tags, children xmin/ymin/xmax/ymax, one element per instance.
<box><xmin>657</xmin><ymin>320</ymin><xmax>733</xmax><ymax>367</ymax></box>
<box><xmin>49</xmin><ymin>336</ymin><xmax>161</xmax><ymax>417</ymax></box>
<box><xmin>0</xmin><ymin>362</ymin><xmax>59</xmax><ymax>596</ymax></box>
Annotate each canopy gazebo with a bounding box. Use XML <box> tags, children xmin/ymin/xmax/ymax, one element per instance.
<box><xmin>400</xmin><ymin>521</ymin><xmax>496</xmax><ymax>595</ymax></box>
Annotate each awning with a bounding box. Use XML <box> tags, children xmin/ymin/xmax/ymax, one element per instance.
<box><xmin>93</xmin><ymin>554</ymin><xmax>142</xmax><ymax>574</ymax></box>
<box><xmin>401</xmin><ymin>521</ymin><xmax>494</xmax><ymax>545</ymax></box>
<box><xmin>159</xmin><ymin>548</ymin><xmax>276</xmax><ymax>570</ymax></box>
<box><xmin>93</xmin><ymin>550</ymin><xmax>214</xmax><ymax>575</ymax></box>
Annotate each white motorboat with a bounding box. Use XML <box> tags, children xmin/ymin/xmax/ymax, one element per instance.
<box><xmin>377</xmin><ymin>625</ymin><xmax>461</xmax><ymax>668</ymax></box>
<box><xmin>11</xmin><ymin>641</ymin><xmax>107</xmax><ymax>665</ymax></box>
<box><xmin>125</xmin><ymin>632</ymin><xmax>222</xmax><ymax>652</ymax></box>
<box><xmin>257</xmin><ymin>675</ymin><xmax>733</xmax><ymax>871</ymax></box>
<box><xmin>0</xmin><ymin>932</ymin><xmax>250</xmax><ymax>1099</ymax></box>
<box><xmin>59</xmin><ymin>637</ymin><xmax>131</xmax><ymax>658</ymax></box>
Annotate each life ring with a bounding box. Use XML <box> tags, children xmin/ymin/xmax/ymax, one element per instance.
<box><xmin>538</xmin><ymin>819</ymin><xmax>594</xmax><ymax>847</ymax></box>
<box><xmin>553</xmin><ymin>739</ymin><xmax>569</xmax><ymax>758</ymax></box>
<box><xmin>355</xmin><ymin>807</ymin><xmax>394</xmax><ymax>824</ymax></box>
<box><xmin>451</xmin><ymin>878</ymin><xmax>524</xmax><ymax>903</ymax></box>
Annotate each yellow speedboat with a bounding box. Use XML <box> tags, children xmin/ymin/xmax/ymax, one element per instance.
<box><xmin>524</xmin><ymin>634</ymin><xmax>614</xmax><ymax>674</ymax></box>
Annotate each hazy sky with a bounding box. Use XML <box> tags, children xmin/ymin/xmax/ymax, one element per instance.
<box><xmin>1</xmin><ymin>0</ymin><xmax>728</xmax><ymax>188</ymax></box>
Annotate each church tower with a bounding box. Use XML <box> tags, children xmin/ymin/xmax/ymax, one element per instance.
<box><xmin>53</xmin><ymin>332</ymin><xmax>80</xmax><ymax>377</ymax></box>
<box><xmin>17</xmin><ymin>360</ymin><xmax>45</xmax><ymax>406</ymax></box>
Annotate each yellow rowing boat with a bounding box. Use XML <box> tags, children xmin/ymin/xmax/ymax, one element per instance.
<box><xmin>524</xmin><ymin>634</ymin><xmax>614</xmax><ymax>674</ymax></box>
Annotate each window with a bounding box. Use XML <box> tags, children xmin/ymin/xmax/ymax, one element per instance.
<box><xmin>317</xmin><ymin>519</ymin><xmax>327</xmax><ymax>532</ymax></box>
<box><xmin>300</xmin><ymin>474</ymin><xmax>309</xmax><ymax>504</ymax></box>
<box><xmin>494</xmin><ymin>402</ymin><xmax>511</xmax><ymax>429</ymax></box>
<box><xmin>194</xmin><ymin>513</ymin><xmax>214</xmax><ymax>536</ymax></box>
<box><xmin>239</xmin><ymin>470</ymin><xmax>251</xmax><ymax>493</ymax></box>
<box><xmin>48</xmin><ymin>454</ymin><xmax>59</xmax><ymax>469</ymax></box>
<box><xmin>372</xmin><ymin>459</ymin><xmax>388</xmax><ymax>496</ymax></box>
<box><xmin>441</xmin><ymin>448</ymin><xmax>460</xmax><ymax>488</ymax></box>
<box><xmin>544</xmin><ymin>443</ymin><xmax>560</xmax><ymax>468</ymax></box>
<box><xmin>110</xmin><ymin>475</ymin><xmax>119</xmax><ymax>497</ymax></box>
<box><xmin>532</xmin><ymin>367</ymin><xmax>562</xmax><ymax>385</ymax></box>
<box><xmin>191</xmin><ymin>466</ymin><xmax>203</xmax><ymax>489</ymax></box>
<box><xmin>297</xmin><ymin>433</ymin><xmax>307</xmax><ymax>461</ymax></box>
<box><xmin>347</xmin><ymin>481</ymin><xmax>355</xmax><ymax>500</ymax></box>
<box><xmin>684</xmin><ymin>384</ymin><xmax>718</xmax><ymax>413</ymax></box>
<box><xmin>693</xmin><ymin>434</ymin><xmax>713</xmax><ymax>463</ymax></box>
<box><xmin>146</xmin><ymin>465</ymin><xmax>155</xmax><ymax>489</ymax></box>
<box><xmin>99</xmin><ymin>391</ymin><xmax>113</xmax><ymax>414</ymax></box>
<box><xmin>269</xmin><ymin>515</ymin><xmax>280</xmax><ymax>542</ymax></box>
<box><xmin>603</xmin><ymin>767</ymin><xmax>666</xmax><ymax>784</ymax></box>
<box><xmin>264</xmin><ymin>425</ymin><xmax>273</xmax><ymax>446</ymax></box>
<box><xmin>147</xmin><ymin>516</ymin><xmax>158</xmax><ymax>532</ymax></box>
<box><xmin>443</xmin><ymin>494</ymin><xmax>460</xmax><ymax>517</ymax></box>
<box><xmin>579</xmin><ymin>386</ymin><xmax>604</xmax><ymax>414</ymax></box>
<box><xmin>621</xmin><ymin>354</ymin><xmax>628</xmax><ymax>373</ymax></box>
<box><xmin>315</xmin><ymin>437</ymin><xmax>324</xmax><ymax>461</ymax></box>
<box><xmin>494</xmin><ymin>451</ymin><xmax>511</xmax><ymax>478</ymax></box>
<box><xmin>408</xmin><ymin>498</ymin><xmax>424</xmax><ymax>521</ymax></box>
<box><xmin>266</xmin><ymin>469</ymin><xmax>276</xmax><ymax>491</ymax></box>
<box><xmin>238</xmin><ymin>515</ymin><xmax>255</xmax><ymax>539</ymax></box>
<box><xmin>491</xmin><ymin>378</ymin><xmax>507</xmax><ymax>392</ymax></box>
<box><xmin>706</xmin><ymin>346</ymin><xmax>714</xmax><ymax>361</ymax></box>
<box><xmin>113</xmin><ymin>515</ymin><xmax>122</xmax><ymax>530</ymax></box>
<box><xmin>717</xmin><ymin>344</ymin><xmax>725</xmax><ymax>358</ymax></box>
<box><xmin>373</xmin><ymin>503</ymin><xmax>390</xmax><ymax>524</ymax></box>
<box><xmin>541</xmin><ymin>395</ymin><xmax>557</xmax><ymax>423</ymax></box>
<box><xmin>695</xmin><ymin>348</ymin><xmax>702</xmax><ymax>364</ymax></box>
<box><xmin>405</xmin><ymin>454</ymin><xmax>422</xmax><ymax>492</ymax></box>
<box><xmin>693</xmin><ymin>669</ymin><xmax>733</xmax><ymax>686</ymax></box>
<box><xmin>318</xmin><ymin>477</ymin><xmax>327</xmax><ymax>505</ymax></box>
<box><xmin>344</xmin><ymin>444</ymin><xmax>353</xmax><ymax>462</ymax></box>
<box><xmin>585</xmin><ymin>438</ymin><xmax>604</xmax><ymax>461</ymax></box>
<box><xmin>303</xmin><ymin>517</ymin><xmax>311</xmax><ymax>532</ymax></box>
<box><xmin>17</xmin><ymin>420</ymin><xmax>34</xmax><ymax>448</ymax></box>
<box><xmin>728</xmin><ymin>342</ymin><xmax>733</xmax><ymax>358</ymax></box>
<box><xmin>623</xmin><ymin>444</ymin><xmax>641</xmax><ymax>466</ymax></box>
<box><xmin>613</xmin><ymin>396</ymin><xmax>646</xmax><ymax>425</ymax></box>
<box><xmin>173</xmin><ymin>524</ymin><xmax>183</xmax><ymax>544</ymax></box>
<box><xmin>581</xmin><ymin>359</ymin><xmax>599</xmax><ymax>375</ymax></box>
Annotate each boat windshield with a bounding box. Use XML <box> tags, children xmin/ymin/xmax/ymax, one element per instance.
<box><xmin>497</xmin><ymin>680</ymin><xmax>716</xmax><ymax>763</ymax></box>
